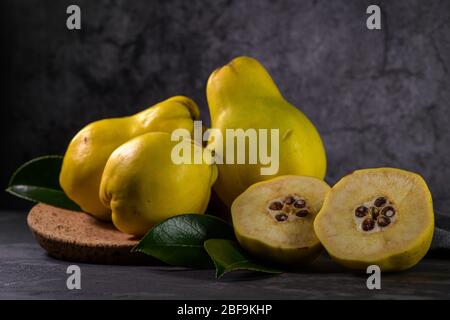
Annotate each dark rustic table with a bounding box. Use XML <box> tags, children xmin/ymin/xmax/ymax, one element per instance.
<box><xmin>1</xmin><ymin>209</ymin><xmax>450</xmax><ymax>300</ymax></box>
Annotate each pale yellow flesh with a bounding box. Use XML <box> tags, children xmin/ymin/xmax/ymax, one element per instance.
<box><xmin>314</xmin><ymin>168</ymin><xmax>434</xmax><ymax>271</ymax></box>
<box><xmin>232</xmin><ymin>175</ymin><xmax>330</xmax><ymax>265</ymax></box>
<box><xmin>59</xmin><ymin>96</ymin><xmax>199</xmax><ymax>221</ymax></box>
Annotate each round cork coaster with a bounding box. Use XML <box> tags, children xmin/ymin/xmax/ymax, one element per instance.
<box><xmin>27</xmin><ymin>203</ymin><xmax>154</xmax><ymax>265</ymax></box>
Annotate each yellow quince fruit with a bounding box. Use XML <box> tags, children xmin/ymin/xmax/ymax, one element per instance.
<box><xmin>99</xmin><ymin>132</ymin><xmax>218</xmax><ymax>236</ymax></box>
<box><xmin>207</xmin><ymin>56</ymin><xmax>327</xmax><ymax>207</ymax></box>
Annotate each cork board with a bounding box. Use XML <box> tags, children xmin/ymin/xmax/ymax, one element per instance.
<box><xmin>27</xmin><ymin>204</ymin><xmax>153</xmax><ymax>265</ymax></box>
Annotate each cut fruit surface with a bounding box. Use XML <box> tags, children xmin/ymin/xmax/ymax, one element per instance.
<box><xmin>231</xmin><ymin>175</ymin><xmax>330</xmax><ymax>266</ymax></box>
<box><xmin>314</xmin><ymin>168</ymin><xmax>434</xmax><ymax>271</ymax></box>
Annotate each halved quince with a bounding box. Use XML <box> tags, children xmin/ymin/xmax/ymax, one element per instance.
<box><xmin>314</xmin><ymin>168</ymin><xmax>434</xmax><ymax>271</ymax></box>
<box><xmin>231</xmin><ymin>175</ymin><xmax>330</xmax><ymax>266</ymax></box>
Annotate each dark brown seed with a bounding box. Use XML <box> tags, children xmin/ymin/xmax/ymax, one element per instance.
<box><xmin>285</xmin><ymin>196</ymin><xmax>295</xmax><ymax>205</ymax></box>
<box><xmin>275</xmin><ymin>213</ymin><xmax>288</xmax><ymax>222</ymax></box>
<box><xmin>377</xmin><ymin>216</ymin><xmax>391</xmax><ymax>227</ymax></box>
<box><xmin>370</xmin><ymin>207</ymin><xmax>380</xmax><ymax>219</ymax></box>
<box><xmin>269</xmin><ymin>201</ymin><xmax>283</xmax><ymax>210</ymax></box>
<box><xmin>374</xmin><ymin>197</ymin><xmax>387</xmax><ymax>207</ymax></box>
<box><xmin>362</xmin><ymin>218</ymin><xmax>375</xmax><ymax>231</ymax></box>
<box><xmin>294</xmin><ymin>199</ymin><xmax>306</xmax><ymax>208</ymax></box>
<box><xmin>381</xmin><ymin>206</ymin><xmax>396</xmax><ymax>218</ymax></box>
<box><xmin>355</xmin><ymin>206</ymin><xmax>368</xmax><ymax>217</ymax></box>
<box><xmin>296</xmin><ymin>209</ymin><xmax>309</xmax><ymax>217</ymax></box>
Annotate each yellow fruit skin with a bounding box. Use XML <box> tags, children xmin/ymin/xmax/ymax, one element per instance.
<box><xmin>235</xmin><ymin>234</ymin><xmax>323</xmax><ymax>267</ymax></box>
<box><xmin>59</xmin><ymin>96</ymin><xmax>200</xmax><ymax>221</ymax></box>
<box><xmin>207</xmin><ymin>56</ymin><xmax>327</xmax><ymax>207</ymax></box>
<box><xmin>314</xmin><ymin>168</ymin><xmax>435</xmax><ymax>272</ymax></box>
<box><xmin>99</xmin><ymin>132</ymin><xmax>218</xmax><ymax>236</ymax></box>
<box><xmin>326</xmin><ymin>231</ymin><xmax>433</xmax><ymax>272</ymax></box>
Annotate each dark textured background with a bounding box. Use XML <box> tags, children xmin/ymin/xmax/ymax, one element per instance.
<box><xmin>1</xmin><ymin>0</ymin><xmax>449</xmax><ymax>212</ymax></box>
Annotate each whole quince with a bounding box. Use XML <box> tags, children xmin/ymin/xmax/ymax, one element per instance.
<box><xmin>100</xmin><ymin>132</ymin><xmax>218</xmax><ymax>236</ymax></box>
<box><xmin>207</xmin><ymin>56</ymin><xmax>327</xmax><ymax>207</ymax></box>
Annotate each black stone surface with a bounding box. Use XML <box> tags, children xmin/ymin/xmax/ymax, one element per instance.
<box><xmin>1</xmin><ymin>209</ymin><xmax>449</xmax><ymax>299</ymax></box>
<box><xmin>1</xmin><ymin>0</ymin><xmax>450</xmax><ymax>213</ymax></box>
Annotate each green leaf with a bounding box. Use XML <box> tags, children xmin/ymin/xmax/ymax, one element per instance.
<box><xmin>6</xmin><ymin>155</ymin><xmax>81</xmax><ymax>211</ymax></box>
<box><xmin>133</xmin><ymin>214</ymin><xmax>235</xmax><ymax>268</ymax></box>
<box><xmin>204</xmin><ymin>239</ymin><xmax>283</xmax><ymax>279</ymax></box>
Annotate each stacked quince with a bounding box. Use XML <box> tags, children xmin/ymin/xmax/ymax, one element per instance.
<box><xmin>59</xmin><ymin>96</ymin><xmax>217</xmax><ymax>236</ymax></box>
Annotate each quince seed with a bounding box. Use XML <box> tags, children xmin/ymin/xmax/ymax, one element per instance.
<box><xmin>374</xmin><ymin>197</ymin><xmax>387</xmax><ymax>207</ymax></box>
<box><xmin>296</xmin><ymin>209</ymin><xmax>309</xmax><ymax>217</ymax></box>
<box><xmin>377</xmin><ymin>216</ymin><xmax>391</xmax><ymax>227</ymax></box>
<box><xmin>269</xmin><ymin>201</ymin><xmax>283</xmax><ymax>211</ymax></box>
<box><xmin>381</xmin><ymin>206</ymin><xmax>396</xmax><ymax>218</ymax></box>
<box><xmin>275</xmin><ymin>213</ymin><xmax>288</xmax><ymax>222</ymax></box>
<box><xmin>355</xmin><ymin>206</ymin><xmax>368</xmax><ymax>217</ymax></box>
<box><xmin>362</xmin><ymin>218</ymin><xmax>375</xmax><ymax>231</ymax></box>
<box><xmin>294</xmin><ymin>199</ymin><xmax>306</xmax><ymax>208</ymax></box>
<box><xmin>285</xmin><ymin>196</ymin><xmax>295</xmax><ymax>205</ymax></box>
